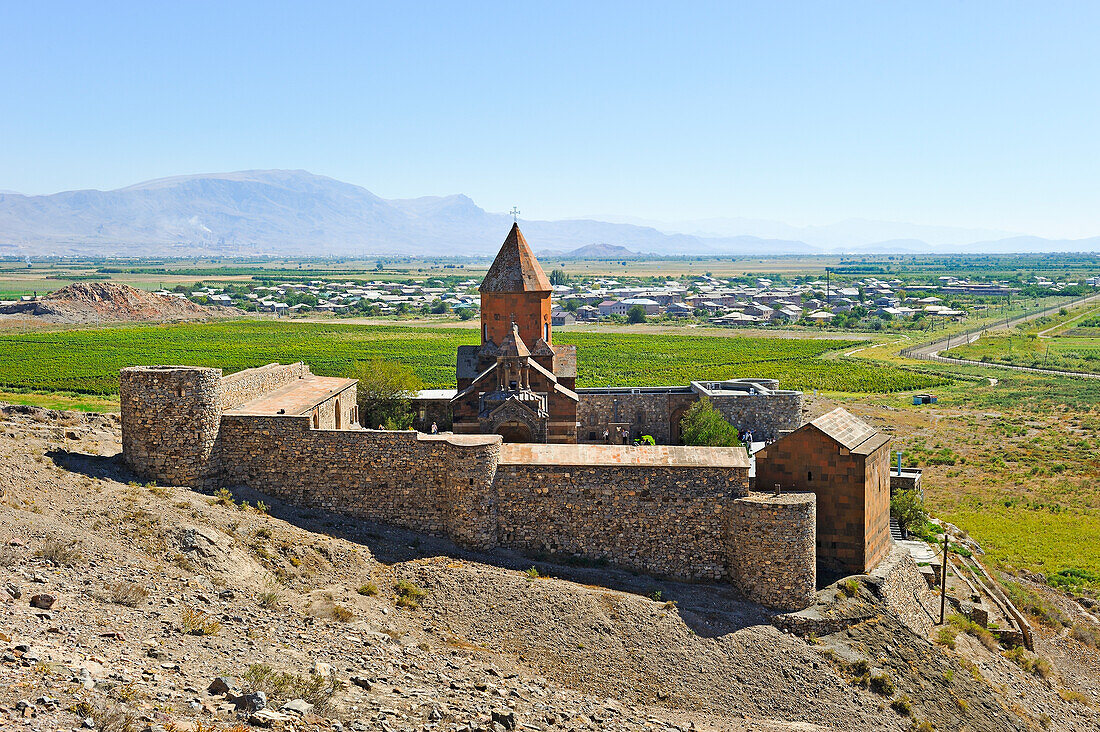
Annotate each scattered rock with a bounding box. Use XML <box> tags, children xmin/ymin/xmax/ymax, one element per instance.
<box><xmin>234</xmin><ymin>690</ymin><xmax>267</xmax><ymax>711</ymax></box>
<box><xmin>29</xmin><ymin>593</ymin><xmax>56</xmax><ymax>609</ymax></box>
<box><xmin>208</xmin><ymin>676</ymin><xmax>237</xmax><ymax>695</ymax></box>
<box><xmin>280</xmin><ymin>698</ymin><xmax>313</xmax><ymax>715</ymax></box>
<box><xmin>491</xmin><ymin>709</ymin><xmax>518</xmax><ymax>730</ymax></box>
<box><xmin>249</xmin><ymin>709</ymin><xmax>292</xmax><ymax>727</ymax></box>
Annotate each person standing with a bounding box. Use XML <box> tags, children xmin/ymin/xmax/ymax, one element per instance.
<box><xmin>430</xmin><ymin>421</ymin><xmax>438</xmax><ymax>434</ymax></box>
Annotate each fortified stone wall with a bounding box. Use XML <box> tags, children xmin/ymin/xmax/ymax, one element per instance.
<box><xmin>220</xmin><ymin>362</ymin><xmax>307</xmax><ymax>410</ymax></box>
<box><xmin>209</xmin><ymin>416</ymin><xmax>814</xmax><ymax>609</ymax></box>
<box><xmin>708</xmin><ymin>390</ymin><xmax>802</xmax><ymax>442</ymax></box>
<box><xmin>727</xmin><ymin>492</ymin><xmax>817</xmax><ymax>611</ymax></box>
<box><xmin>576</xmin><ymin>387</ymin><xmax>803</xmax><ymax>445</ymax></box>
<box><xmin>215</xmin><ymin>417</ymin><xmax>502</xmax><ymax>548</ymax></box>
<box><xmin>121</xmin><ymin>365</ymin><xmax>821</xmax><ymax>611</ymax></box>
<box><xmin>491</xmin><ymin>462</ymin><xmax>747</xmax><ymax>582</ymax></box>
<box><xmin>575</xmin><ymin>390</ymin><xmax>693</xmax><ymax>444</ymax></box>
<box><xmin>120</xmin><ymin>366</ymin><xmax>223</xmax><ymax>486</ymax></box>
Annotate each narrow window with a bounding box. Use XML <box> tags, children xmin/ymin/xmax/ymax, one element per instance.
<box><xmin>807</xmin><ymin>471</ymin><xmax>813</xmax><ymax>482</ymax></box>
<box><xmin>544</xmin><ymin>323</ymin><xmax>550</xmax><ymax>341</ymax></box>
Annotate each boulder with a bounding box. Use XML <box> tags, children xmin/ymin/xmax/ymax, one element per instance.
<box><xmin>280</xmin><ymin>698</ymin><xmax>314</xmax><ymax>715</ymax></box>
<box><xmin>29</xmin><ymin>593</ymin><xmax>56</xmax><ymax>610</ymax></box>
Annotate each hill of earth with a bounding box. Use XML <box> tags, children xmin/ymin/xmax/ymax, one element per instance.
<box><xmin>1</xmin><ymin>403</ymin><xmax>1098</xmax><ymax>731</ymax></box>
<box><xmin>0</xmin><ymin>282</ymin><xmax>236</xmax><ymax>325</ymax></box>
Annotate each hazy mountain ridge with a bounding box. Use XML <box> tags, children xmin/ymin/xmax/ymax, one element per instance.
<box><xmin>0</xmin><ymin>169</ymin><xmax>1097</xmax><ymax>257</ymax></box>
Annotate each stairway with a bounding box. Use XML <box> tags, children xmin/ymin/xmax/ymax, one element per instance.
<box><xmin>890</xmin><ymin>517</ymin><xmax>905</xmax><ymax>542</ymax></box>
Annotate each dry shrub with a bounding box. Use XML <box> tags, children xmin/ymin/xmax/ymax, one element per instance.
<box><xmin>1059</xmin><ymin>688</ymin><xmax>1091</xmax><ymax>706</ymax></box>
<box><xmin>109</xmin><ymin>582</ymin><xmax>149</xmax><ymax>607</ymax></box>
<box><xmin>0</xmin><ymin>546</ymin><xmax>18</xmax><ymax>567</ymax></box>
<box><xmin>395</xmin><ymin>579</ymin><xmax>426</xmax><ymax>609</ymax></box>
<box><xmin>1003</xmin><ymin>646</ymin><xmax>1054</xmax><ymax>679</ymax></box>
<box><xmin>180</xmin><ymin>606</ymin><xmax>221</xmax><ymax>636</ymax></box>
<box><xmin>36</xmin><ymin>536</ymin><xmax>83</xmax><ymax>566</ymax></box>
<box><xmin>90</xmin><ymin>703</ymin><xmax>138</xmax><ymax>732</ymax></box>
<box><xmin>241</xmin><ymin>663</ymin><xmax>341</xmax><ymax>712</ymax></box>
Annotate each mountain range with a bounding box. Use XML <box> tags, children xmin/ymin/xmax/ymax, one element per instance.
<box><xmin>0</xmin><ymin>169</ymin><xmax>1097</xmax><ymax>257</ymax></box>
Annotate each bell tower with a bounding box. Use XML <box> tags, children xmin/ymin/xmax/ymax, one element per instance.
<box><xmin>479</xmin><ymin>223</ymin><xmax>553</xmax><ymax>349</ymax></box>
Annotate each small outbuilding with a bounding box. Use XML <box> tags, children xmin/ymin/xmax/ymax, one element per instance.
<box><xmin>754</xmin><ymin>407</ymin><xmax>891</xmax><ymax>576</ymax></box>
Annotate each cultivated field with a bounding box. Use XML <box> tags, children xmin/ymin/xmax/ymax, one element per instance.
<box><xmin>945</xmin><ymin>302</ymin><xmax>1100</xmax><ymax>374</ymax></box>
<box><xmin>0</xmin><ymin>320</ymin><xmax>946</xmax><ymax>399</ymax></box>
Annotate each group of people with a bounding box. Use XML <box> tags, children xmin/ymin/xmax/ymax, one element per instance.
<box><xmin>601</xmin><ymin>426</ymin><xmax>629</xmax><ymax>444</ymax></box>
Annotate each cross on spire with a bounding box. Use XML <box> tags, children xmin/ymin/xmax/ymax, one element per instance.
<box><xmin>510</xmin><ymin>206</ymin><xmax>520</xmax><ymax>222</ymax></box>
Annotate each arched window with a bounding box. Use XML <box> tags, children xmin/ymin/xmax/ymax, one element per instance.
<box><xmin>807</xmin><ymin>471</ymin><xmax>813</xmax><ymax>482</ymax></box>
<box><xmin>544</xmin><ymin>323</ymin><xmax>550</xmax><ymax>341</ymax></box>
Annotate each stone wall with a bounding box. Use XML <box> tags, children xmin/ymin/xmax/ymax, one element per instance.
<box><xmin>575</xmin><ymin>389</ymin><xmax>693</xmax><ymax>444</ymax></box>
<box><xmin>576</xmin><ymin>386</ymin><xmax>803</xmax><ymax>445</ymax></box>
<box><xmin>215</xmin><ymin>417</ymin><xmax>502</xmax><ymax>548</ymax></box>
<box><xmin>221</xmin><ymin>362</ymin><xmax>307</xmax><ymax>410</ymax></box>
<box><xmin>208</xmin><ymin>415</ymin><xmax>815</xmax><ymax>610</ymax></box>
<box><xmin>492</xmin><ymin>461</ymin><xmax>747</xmax><ymax>582</ymax></box>
<box><xmin>121</xmin><ymin>366</ymin><xmax>224</xmax><ymax>486</ymax></box>
<box><xmin>728</xmin><ymin>492</ymin><xmax>817</xmax><ymax>611</ymax></box>
<box><xmin>708</xmin><ymin>390</ymin><xmax>802</xmax><ymax>442</ymax></box>
<box><xmin>868</xmin><ymin>545</ymin><xmax>937</xmax><ymax>637</ymax></box>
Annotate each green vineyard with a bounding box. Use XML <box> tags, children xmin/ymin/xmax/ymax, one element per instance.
<box><xmin>0</xmin><ymin>321</ymin><xmax>948</xmax><ymax>395</ymax></box>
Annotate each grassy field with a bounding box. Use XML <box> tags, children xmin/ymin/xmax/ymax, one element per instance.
<box><xmin>0</xmin><ymin>320</ymin><xmax>947</xmax><ymax>397</ymax></box>
<box><xmin>944</xmin><ymin>301</ymin><xmax>1100</xmax><ymax>374</ymax></box>
<box><xmin>839</xmin><ymin>346</ymin><xmax>1100</xmax><ymax>592</ymax></box>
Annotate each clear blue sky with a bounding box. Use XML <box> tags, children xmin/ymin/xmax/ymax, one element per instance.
<box><xmin>2</xmin><ymin>1</ymin><xmax>1099</xmax><ymax>238</ymax></box>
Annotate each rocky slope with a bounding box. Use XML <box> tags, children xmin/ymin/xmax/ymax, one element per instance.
<box><xmin>1</xmin><ymin>404</ymin><xmax>1097</xmax><ymax>731</ymax></box>
<box><xmin>0</xmin><ymin>282</ymin><xmax>236</xmax><ymax>325</ymax></box>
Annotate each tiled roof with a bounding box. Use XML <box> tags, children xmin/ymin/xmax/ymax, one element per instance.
<box><xmin>810</xmin><ymin>407</ymin><xmax>889</xmax><ymax>455</ymax></box>
<box><xmin>479</xmin><ymin>223</ymin><xmax>552</xmax><ymax>293</ymax></box>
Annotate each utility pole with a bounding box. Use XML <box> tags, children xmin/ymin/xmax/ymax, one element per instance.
<box><xmin>939</xmin><ymin>529</ymin><xmax>949</xmax><ymax>625</ymax></box>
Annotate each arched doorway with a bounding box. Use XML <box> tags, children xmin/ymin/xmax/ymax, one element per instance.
<box><xmin>496</xmin><ymin>421</ymin><xmax>534</xmax><ymax>443</ymax></box>
<box><xmin>670</xmin><ymin>405</ymin><xmax>690</xmax><ymax>445</ymax></box>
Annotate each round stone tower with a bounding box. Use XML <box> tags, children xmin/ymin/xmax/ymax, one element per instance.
<box><xmin>120</xmin><ymin>365</ymin><xmax>223</xmax><ymax>486</ymax></box>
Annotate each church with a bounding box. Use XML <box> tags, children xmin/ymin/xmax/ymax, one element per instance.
<box><xmin>410</xmin><ymin>223</ymin><xmax>805</xmax><ymax>446</ymax></box>
<box><xmin>450</xmin><ymin>223</ymin><xmax>580</xmax><ymax>442</ymax></box>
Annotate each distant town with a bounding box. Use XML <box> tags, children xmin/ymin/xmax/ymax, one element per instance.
<box><xmin>123</xmin><ymin>270</ymin><xmax>1100</xmax><ymax>331</ymax></box>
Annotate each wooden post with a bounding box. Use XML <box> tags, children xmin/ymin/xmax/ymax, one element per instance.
<box><xmin>939</xmin><ymin>529</ymin><xmax>949</xmax><ymax>625</ymax></box>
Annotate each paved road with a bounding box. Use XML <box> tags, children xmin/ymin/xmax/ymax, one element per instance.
<box><xmin>901</xmin><ymin>291</ymin><xmax>1100</xmax><ymax>380</ymax></box>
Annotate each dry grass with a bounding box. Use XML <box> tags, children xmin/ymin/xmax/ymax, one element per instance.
<box><xmin>90</xmin><ymin>703</ymin><xmax>138</xmax><ymax>732</ymax></box>
<box><xmin>35</xmin><ymin>536</ymin><xmax>83</xmax><ymax>566</ymax></box>
<box><xmin>395</xmin><ymin>579</ymin><xmax>426</xmax><ymax>609</ymax></box>
<box><xmin>108</xmin><ymin>581</ymin><xmax>149</xmax><ymax>607</ymax></box>
<box><xmin>180</xmin><ymin>605</ymin><xmax>221</xmax><ymax>636</ymax></box>
<box><xmin>241</xmin><ymin>663</ymin><xmax>341</xmax><ymax>712</ymax></box>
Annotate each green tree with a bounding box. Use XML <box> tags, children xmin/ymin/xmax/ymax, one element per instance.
<box><xmin>679</xmin><ymin>397</ymin><xmax>742</xmax><ymax>447</ymax></box>
<box><xmin>891</xmin><ymin>489</ymin><xmax>927</xmax><ymax>536</ymax></box>
<box><xmin>348</xmin><ymin>359</ymin><xmax>424</xmax><ymax>430</ymax></box>
<box><xmin>626</xmin><ymin>304</ymin><xmax>647</xmax><ymax>324</ymax></box>
<box><xmin>549</xmin><ymin>268</ymin><xmax>570</xmax><ymax>286</ymax></box>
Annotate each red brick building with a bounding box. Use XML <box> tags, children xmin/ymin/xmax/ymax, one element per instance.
<box><xmin>754</xmin><ymin>408</ymin><xmax>891</xmax><ymax>575</ymax></box>
<box><xmin>451</xmin><ymin>224</ymin><xmax>578</xmax><ymax>442</ymax></box>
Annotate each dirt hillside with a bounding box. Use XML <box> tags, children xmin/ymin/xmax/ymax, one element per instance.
<box><xmin>0</xmin><ymin>282</ymin><xmax>236</xmax><ymax>324</ymax></box>
<box><xmin>1</xmin><ymin>404</ymin><xmax>1097</xmax><ymax>731</ymax></box>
